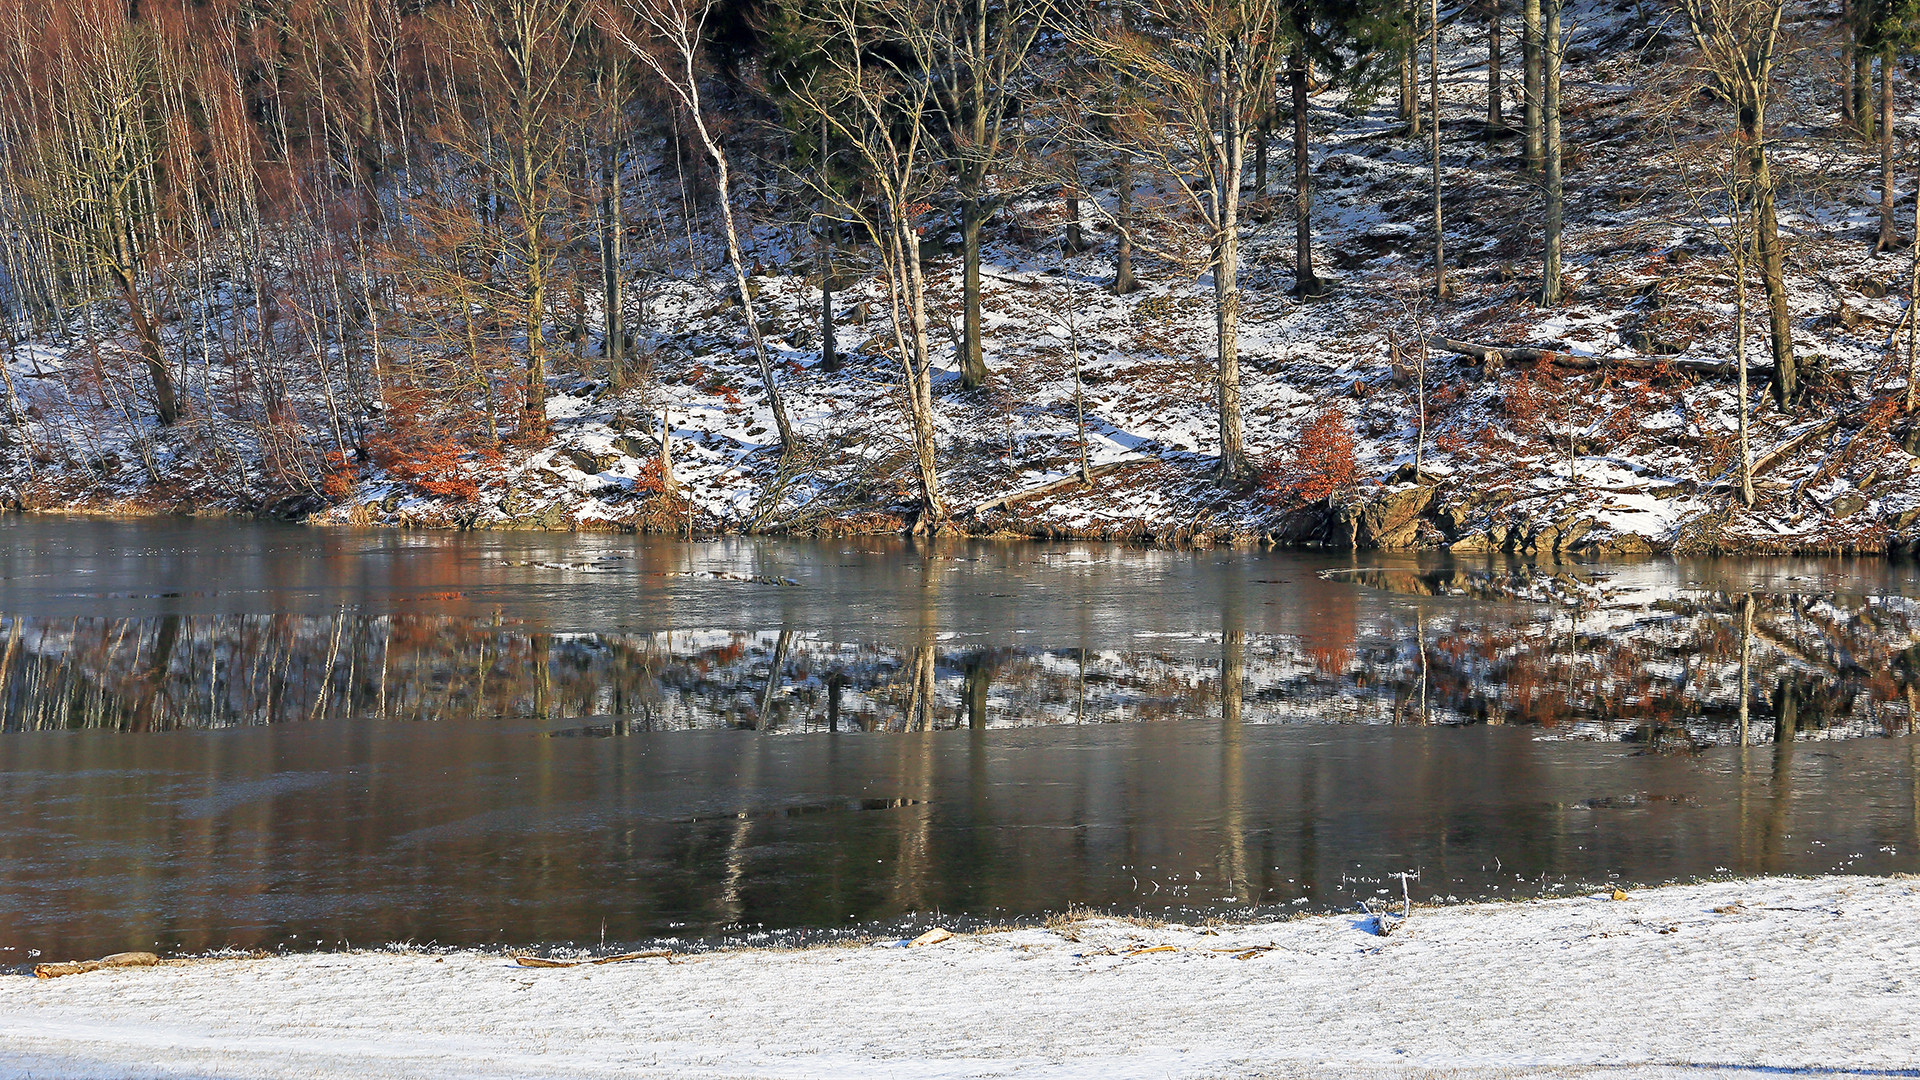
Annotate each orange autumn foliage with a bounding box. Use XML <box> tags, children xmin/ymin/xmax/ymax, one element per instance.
<box><xmin>367</xmin><ymin>397</ymin><xmax>497</xmax><ymax>500</ymax></box>
<box><xmin>1261</xmin><ymin>407</ymin><xmax>1358</xmax><ymax>507</ymax></box>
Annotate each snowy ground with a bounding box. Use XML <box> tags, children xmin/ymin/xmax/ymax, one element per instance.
<box><xmin>4</xmin><ymin>875</ymin><xmax>1917</xmax><ymax>1080</ymax></box>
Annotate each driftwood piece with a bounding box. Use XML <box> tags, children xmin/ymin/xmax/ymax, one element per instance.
<box><xmin>513</xmin><ymin>950</ymin><xmax>672</xmax><ymax>969</ymax></box>
<box><xmin>968</xmin><ymin>457</ymin><xmax>1148</xmax><ymax>517</ymax></box>
<box><xmin>591</xmin><ymin>950</ymin><xmax>672</xmax><ymax>965</ymax></box>
<box><xmin>34</xmin><ymin>952</ymin><xmax>160</xmax><ymax>979</ymax></box>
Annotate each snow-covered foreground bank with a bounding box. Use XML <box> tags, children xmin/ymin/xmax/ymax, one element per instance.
<box><xmin>3</xmin><ymin>876</ymin><xmax>1917</xmax><ymax>1080</ymax></box>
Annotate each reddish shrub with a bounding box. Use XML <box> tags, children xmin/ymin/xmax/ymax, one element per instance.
<box><xmin>320</xmin><ymin>451</ymin><xmax>354</xmax><ymax>502</ymax></box>
<box><xmin>633</xmin><ymin>457</ymin><xmax>669</xmax><ymax>495</ymax></box>
<box><xmin>1261</xmin><ymin>407</ymin><xmax>1358</xmax><ymax>507</ymax></box>
<box><xmin>367</xmin><ymin>396</ymin><xmax>497</xmax><ymax>501</ymax></box>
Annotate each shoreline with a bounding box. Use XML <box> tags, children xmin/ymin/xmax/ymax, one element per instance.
<box><xmin>2</xmin><ymin>502</ymin><xmax>1912</xmax><ymax>558</ymax></box>
<box><xmin>6</xmin><ymin>874</ymin><xmax>1917</xmax><ymax>1079</ymax></box>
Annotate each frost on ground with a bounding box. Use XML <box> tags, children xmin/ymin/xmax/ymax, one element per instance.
<box><xmin>4</xmin><ymin>875</ymin><xmax>1916</xmax><ymax>1080</ymax></box>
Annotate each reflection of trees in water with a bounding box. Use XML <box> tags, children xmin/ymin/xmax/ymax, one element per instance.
<box><xmin>3</xmin><ymin>590</ymin><xmax>1919</xmax><ymax>741</ymax></box>
<box><xmin>1409</xmin><ymin>591</ymin><xmax>1920</xmax><ymax>742</ymax></box>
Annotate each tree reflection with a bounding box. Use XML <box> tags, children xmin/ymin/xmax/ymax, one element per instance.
<box><xmin>3</xmin><ymin>584</ymin><xmax>1920</xmax><ymax>744</ymax></box>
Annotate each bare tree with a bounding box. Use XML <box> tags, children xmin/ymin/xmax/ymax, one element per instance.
<box><xmin>773</xmin><ymin>0</ymin><xmax>949</xmax><ymax>521</ymax></box>
<box><xmin>1670</xmin><ymin>116</ymin><xmax>1759</xmax><ymax>504</ymax></box>
<box><xmin>1523</xmin><ymin>0</ymin><xmax>1542</xmax><ymax>172</ymax></box>
<box><xmin>1681</xmin><ymin>0</ymin><xmax>1796</xmax><ymax>405</ymax></box>
<box><xmin>1080</xmin><ymin>0</ymin><xmax>1294</xmax><ymax>478</ymax></box>
<box><xmin>440</xmin><ymin>0</ymin><xmax>586</xmax><ymax>441</ymax></box>
<box><xmin>1540</xmin><ymin>0</ymin><xmax>1563</xmax><ymax>304</ymax></box>
<box><xmin>930</xmin><ymin>0</ymin><xmax>1051</xmax><ymax>390</ymax></box>
<box><xmin>1486</xmin><ymin>0</ymin><xmax>1504</xmax><ymax>129</ymax></box>
<box><xmin>604</xmin><ymin>0</ymin><xmax>797</xmax><ymax>455</ymax></box>
<box><xmin>1905</xmin><ymin>157</ymin><xmax>1920</xmax><ymax>412</ymax></box>
<box><xmin>23</xmin><ymin>4</ymin><xmax>184</xmax><ymax>426</ymax></box>
<box><xmin>1429</xmin><ymin>0</ymin><xmax>1445</xmax><ymax>297</ymax></box>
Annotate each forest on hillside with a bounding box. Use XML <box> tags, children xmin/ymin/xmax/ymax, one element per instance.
<box><xmin>0</xmin><ymin>0</ymin><xmax>1914</xmax><ymax>551</ymax></box>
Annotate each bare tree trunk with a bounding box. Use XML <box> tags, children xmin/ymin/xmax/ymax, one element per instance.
<box><xmin>1878</xmin><ymin>43</ymin><xmax>1898</xmax><ymax>252</ymax></box>
<box><xmin>1402</xmin><ymin>16</ymin><xmax>1422</xmax><ymax>135</ymax></box>
<box><xmin>1856</xmin><ymin>44</ymin><xmax>1876</xmax><ymax>139</ymax></box>
<box><xmin>1254</xmin><ymin>119</ymin><xmax>1270</xmax><ymax>195</ymax></box>
<box><xmin>697</xmin><ymin>131</ymin><xmax>794</xmax><ymax>452</ymax></box>
<box><xmin>1216</xmin><ymin>49</ymin><xmax>1246</xmax><ymax>479</ymax></box>
<box><xmin>1684</xmin><ymin>0</ymin><xmax>1794</xmax><ymax>405</ymax></box>
<box><xmin>1113</xmin><ymin>152</ymin><xmax>1138</xmax><ymax>294</ymax></box>
<box><xmin>658</xmin><ymin>401</ymin><xmax>678</xmax><ymax>494</ymax></box>
<box><xmin>959</xmin><ymin>167</ymin><xmax>989</xmax><ymax>387</ymax></box>
<box><xmin>1745</xmin><ymin>111</ymin><xmax>1795</xmax><ymax>405</ymax></box>
<box><xmin>1523</xmin><ymin>0</ymin><xmax>1542</xmax><ymax>173</ymax></box>
<box><xmin>1735</xmin><ymin>197</ymin><xmax>1755</xmax><ymax>505</ymax></box>
<box><xmin>1841</xmin><ymin>0</ymin><xmax>1857</xmax><ymax>129</ymax></box>
<box><xmin>817</xmin><ymin>217</ymin><xmax>839</xmax><ymax>371</ymax></box>
<box><xmin>1063</xmin><ymin>150</ymin><xmax>1088</xmax><ymax>252</ymax></box>
<box><xmin>1487</xmin><ymin>0</ymin><xmax>1504</xmax><ymax>129</ymax></box>
<box><xmin>816</xmin><ymin>112</ymin><xmax>839</xmax><ymax>372</ymax></box>
<box><xmin>902</xmin><ymin>220</ymin><xmax>944</xmax><ymax>522</ymax></box>
<box><xmin>1292</xmin><ymin>53</ymin><xmax>1321</xmax><ymax>296</ymax></box>
<box><xmin>876</xmin><ymin>198</ymin><xmax>945</xmax><ymax>523</ymax></box>
<box><xmin>112</xmin><ymin>265</ymin><xmax>181</xmax><ymax>427</ymax></box>
<box><xmin>612</xmin><ymin>6</ymin><xmax>795</xmax><ymax>454</ymax></box>
<box><xmin>599</xmin><ymin>116</ymin><xmax>625</xmax><ymax>382</ymax></box>
<box><xmin>1906</xmin><ymin>173</ymin><xmax>1920</xmax><ymax>411</ymax></box>
<box><xmin>522</xmin><ymin>216</ymin><xmax>549</xmax><ymax>440</ymax></box>
<box><xmin>1429</xmin><ymin>0</ymin><xmax>1445</xmax><ymax>297</ymax></box>
<box><xmin>1541</xmin><ymin>0</ymin><xmax>1563</xmax><ymax>304</ymax></box>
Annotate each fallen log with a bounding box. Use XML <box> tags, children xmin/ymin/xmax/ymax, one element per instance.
<box><xmin>1702</xmin><ymin>416</ymin><xmax>1844</xmax><ymax>494</ymax></box>
<box><xmin>1749</xmin><ymin>418</ymin><xmax>1841</xmax><ymax>478</ymax></box>
<box><xmin>1422</xmin><ymin>335</ymin><xmax>1775</xmax><ymax>379</ymax></box>
<box><xmin>968</xmin><ymin>456</ymin><xmax>1148</xmax><ymax>517</ymax></box>
<box><xmin>35</xmin><ymin>952</ymin><xmax>160</xmax><ymax>979</ymax></box>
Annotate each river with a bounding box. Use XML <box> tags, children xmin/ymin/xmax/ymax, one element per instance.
<box><xmin>2</xmin><ymin>517</ymin><xmax>1917</xmax><ymax>959</ymax></box>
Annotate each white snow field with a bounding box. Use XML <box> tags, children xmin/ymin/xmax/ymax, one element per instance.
<box><xmin>4</xmin><ymin>875</ymin><xmax>1917</xmax><ymax>1080</ymax></box>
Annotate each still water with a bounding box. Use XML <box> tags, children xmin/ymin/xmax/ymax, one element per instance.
<box><xmin>2</xmin><ymin>518</ymin><xmax>1918</xmax><ymax>959</ymax></box>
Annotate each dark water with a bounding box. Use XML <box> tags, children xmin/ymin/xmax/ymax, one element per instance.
<box><xmin>2</xmin><ymin>517</ymin><xmax>1918</xmax><ymax>960</ymax></box>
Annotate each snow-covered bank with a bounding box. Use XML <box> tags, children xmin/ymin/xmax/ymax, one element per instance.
<box><xmin>5</xmin><ymin>875</ymin><xmax>1917</xmax><ymax>1080</ymax></box>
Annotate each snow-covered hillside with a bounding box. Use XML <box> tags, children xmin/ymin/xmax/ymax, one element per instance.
<box><xmin>2</xmin><ymin>1</ymin><xmax>1913</xmax><ymax>554</ymax></box>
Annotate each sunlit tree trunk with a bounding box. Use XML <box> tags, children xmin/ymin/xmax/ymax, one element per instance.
<box><xmin>1429</xmin><ymin>0</ymin><xmax>1445</xmax><ymax>297</ymax></box>
<box><xmin>1540</xmin><ymin>0</ymin><xmax>1563</xmax><ymax>304</ymax></box>
<box><xmin>1877</xmin><ymin>42</ymin><xmax>1897</xmax><ymax>252</ymax></box>
<box><xmin>1523</xmin><ymin>0</ymin><xmax>1542</xmax><ymax>172</ymax></box>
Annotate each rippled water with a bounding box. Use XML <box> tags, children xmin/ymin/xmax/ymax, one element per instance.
<box><xmin>2</xmin><ymin>518</ymin><xmax>1917</xmax><ymax>959</ymax></box>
